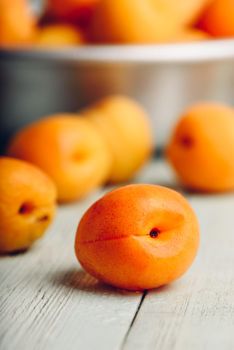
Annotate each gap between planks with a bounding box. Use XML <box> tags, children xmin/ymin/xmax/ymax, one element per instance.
<box><xmin>121</xmin><ymin>291</ymin><xmax>147</xmax><ymax>349</ymax></box>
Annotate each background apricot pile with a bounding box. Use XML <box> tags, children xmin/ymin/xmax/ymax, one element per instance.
<box><xmin>0</xmin><ymin>0</ymin><xmax>234</xmax><ymax>47</ymax></box>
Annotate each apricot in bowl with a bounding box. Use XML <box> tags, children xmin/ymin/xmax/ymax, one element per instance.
<box><xmin>198</xmin><ymin>0</ymin><xmax>234</xmax><ymax>38</ymax></box>
<box><xmin>0</xmin><ymin>0</ymin><xmax>36</xmax><ymax>47</ymax></box>
<box><xmin>36</xmin><ymin>24</ymin><xmax>85</xmax><ymax>47</ymax></box>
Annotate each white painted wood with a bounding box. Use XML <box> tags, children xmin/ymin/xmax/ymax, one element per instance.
<box><xmin>1</xmin><ymin>159</ymin><xmax>234</xmax><ymax>350</ymax></box>
<box><xmin>123</xmin><ymin>190</ymin><xmax>234</xmax><ymax>350</ymax></box>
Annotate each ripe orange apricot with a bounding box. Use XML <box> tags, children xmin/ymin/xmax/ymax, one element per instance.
<box><xmin>36</xmin><ymin>24</ymin><xmax>84</xmax><ymax>46</ymax></box>
<box><xmin>0</xmin><ymin>157</ymin><xmax>57</xmax><ymax>253</ymax></box>
<box><xmin>75</xmin><ymin>184</ymin><xmax>199</xmax><ymax>291</ymax></box>
<box><xmin>0</xmin><ymin>0</ymin><xmax>36</xmax><ymax>46</ymax></box>
<box><xmin>167</xmin><ymin>29</ymin><xmax>210</xmax><ymax>43</ymax></box>
<box><xmin>7</xmin><ymin>115</ymin><xmax>111</xmax><ymax>202</ymax></box>
<box><xmin>154</xmin><ymin>0</ymin><xmax>210</xmax><ymax>26</ymax></box>
<box><xmin>82</xmin><ymin>96</ymin><xmax>153</xmax><ymax>183</ymax></box>
<box><xmin>166</xmin><ymin>103</ymin><xmax>234</xmax><ymax>192</ymax></box>
<box><xmin>89</xmin><ymin>0</ymin><xmax>180</xmax><ymax>43</ymax></box>
<box><xmin>197</xmin><ymin>0</ymin><xmax>234</xmax><ymax>37</ymax></box>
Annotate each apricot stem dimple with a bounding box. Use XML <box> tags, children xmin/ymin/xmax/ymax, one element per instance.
<box><xmin>18</xmin><ymin>202</ymin><xmax>35</xmax><ymax>215</ymax></box>
<box><xmin>180</xmin><ymin>135</ymin><xmax>194</xmax><ymax>148</ymax></box>
<box><xmin>72</xmin><ymin>151</ymin><xmax>88</xmax><ymax>162</ymax></box>
<box><xmin>150</xmin><ymin>228</ymin><xmax>160</xmax><ymax>238</ymax></box>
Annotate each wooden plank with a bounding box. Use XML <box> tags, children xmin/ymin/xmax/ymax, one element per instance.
<box><xmin>122</xmin><ymin>192</ymin><xmax>234</xmax><ymax>350</ymax></box>
<box><xmin>0</xmin><ymin>190</ymin><xmax>142</xmax><ymax>350</ymax></box>
<box><xmin>2</xmin><ymin>159</ymin><xmax>234</xmax><ymax>350</ymax></box>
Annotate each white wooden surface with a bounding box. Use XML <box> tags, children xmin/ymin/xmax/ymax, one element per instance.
<box><xmin>1</xmin><ymin>160</ymin><xmax>234</xmax><ymax>350</ymax></box>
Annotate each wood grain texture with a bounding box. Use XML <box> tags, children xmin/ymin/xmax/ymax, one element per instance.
<box><xmin>1</xmin><ymin>160</ymin><xmax>234</xmax><ymax>350</ymax></box>
<box><xmin>123</xmin><ymin>191</ymin><xmax>234</xmax><ymax>350</ymax></box>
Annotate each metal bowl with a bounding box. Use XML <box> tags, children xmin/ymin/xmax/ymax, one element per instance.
<box><xmin>0</xmin><ymin>39</ymin><xmax>234</xmax><ymax>148</ymax></box>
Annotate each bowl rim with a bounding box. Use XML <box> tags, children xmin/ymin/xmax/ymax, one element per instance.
<box><xmin>1</xmin><ymin>39</ymin><xmax>234</xmax><ymax>64</ymax></box>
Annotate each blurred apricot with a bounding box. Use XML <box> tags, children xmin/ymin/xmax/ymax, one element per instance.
<box><xmin>83</xmin><ymin>96</ymin><xmax>153</xmax><ymax>183</ymax></box>
<box><xmin>169</xmin><ymin>29</ymin><xmax>210</xmax><ymax>43</ymax></box>
<box><xmin>0</xmin><ymin>157</ymin><xmax>56</xmax><ymax>253</ymax></box>
<box><xmin>0</xmin><ymin>0</ymin><xmax>36</xmax><ymax>46</ymax></box>
<box><xmin>154</xmin><ymin>0</ymin><xmax>211</xmax><ymax>26</ymax></box>
<box><xmin>46</xmin><ymin>0</ymin><xmax>99</xmax><ymax>27</ymax></box>
<box><xmin>75</xmin><ymin>184</ymin><xmax>199</xmax><ymax>290</ymax></box>
<box><xmin>36</xmin><ymin>24</ymin><xmax>84</xmax><ymax>46</ymax></box>
<box><xmin>89</xmin><ymin>0</ymin><xmax>180</xmax><ymax>43</ymax></box>
<box><xmin>7</xmin><ymin>115</ymin><xmax>111</xmax><ymax>202</ymax></box>
<box><xmin>198</xmin><ymin>0</ymin><xmax>234</xmax><ymax>37</ymax></box>
<box><xmin>166</xmin><ymin>103</ymin><xmax>234</xmax><ymax>192</ymax></box>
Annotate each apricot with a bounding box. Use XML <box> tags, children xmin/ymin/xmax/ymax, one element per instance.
<box><xmin>197</xmin><ymin>0</ymin><xmax>234</xmax><ymax>37</ymax></box>
<box><xmin>170</xmin><ymin>29</ymin><xmax>210</xmax><ymax>43</ymax></box>
<box><xmin>75</xmin><ymin>184</ymin><xmax>199</xmax><ymax>291</ymax></box>
<box><xmin>154</xmin><ymin>0</ymin><xmax>211</xmax><ymax>26</ymax></box>
<box><xmin>0</xmin><ymin>157</ymin><xmax>56</xmax><ymax>253</ymax></box>
<box><xmin>0</xmin><ymin>0</ymin><xmax>36</xmax><ymax>46</ymax></box>
<box><xmin>46</xmin><ymin>0</ymin><xmax>99</xmax><ymax>26</ymax></box>
<box><xmin>36</xmin><ymin>24</ymin><xmax>84</xmax><ymax>46</ymax></box>
<box><xmin>89</xmin><ymin>0</ymin><xmax>180</xmax><ymax>43</ymax></box>
<box><xmin>7</xmin><ymin>115</ymin><xmax>111</xmax><ymax>202</ymax></box>
<box><xmin>82</xmin><ymin>96</ymin><xmax>153</xmax><ymax>183</ymax></box>
<box><xmin>166</xmin><ymin>103</ymin><xmax>234</xmax><ymax>192</ymax></box>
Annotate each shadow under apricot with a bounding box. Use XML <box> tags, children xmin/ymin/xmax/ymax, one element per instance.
<box><xmin>0</xmin><ymin>248</ymin><xmax>29</xmax><ymax>257</ymax></box>
<box><xmin>49</xmin><ymin>267</ymin><xmax>176</xmax><ymax>296</ymax></box>
<box><xmin>139</xmin><ymin>181</ymin><xmax>234</xmax><ymax>198</ymax></box>
<box><xmin>49</xmin><ymin>268</ymin><xmax>141</xmax><ymax>296</ymax></box>
<box><xmin>185</xmin><ymin>187</ymin><xmax>234</xmax><ymax>197</ymax></box>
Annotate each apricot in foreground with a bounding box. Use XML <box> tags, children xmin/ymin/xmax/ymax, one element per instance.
<box><xmin>0</xmin><ymin>157</ymin><xmax>57</xmax><ymax>253</ymax></box>
<box><xmin>75</xmin><ymin>184</ymin><xmax>199</xmax><ymax>291</ymax></box>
